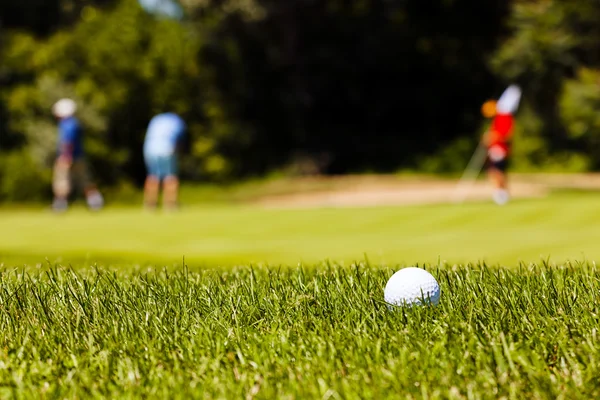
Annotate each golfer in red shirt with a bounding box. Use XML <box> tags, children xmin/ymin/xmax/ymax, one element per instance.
<box><xmin>481</xmin><ymin>85</ymin><xmax>521</xmax><ymax>205</ymax></box>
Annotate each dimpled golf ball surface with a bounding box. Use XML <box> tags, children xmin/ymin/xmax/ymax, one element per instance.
<box><xmin>384</xmin><ymin>267</ymin><xmax>441</xmax><ymax>307</ymax></box>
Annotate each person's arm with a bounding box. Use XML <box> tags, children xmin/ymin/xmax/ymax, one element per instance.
<box><xmin>481</xmin><ymin>118</ymin><xmax>498</xmax><ymax>146</ymax></box>
<box><xmin>481</xmin><ymin>130</ymin><xmax>490</xmax><ymax>145</ymax></box>
<box><xmin>59</xmin><ymin>143</ymin><xmax>74</xmax><ymax>163</ymax></box>
<box><xmin>57</xmin><ymin>124</ymin><xmax>76</xmax><ymax>166</ymax></box>
<box><xmin>176</xmin><ymin>122</ymin><xmax>187</xmax><ymax>154</ymax></box>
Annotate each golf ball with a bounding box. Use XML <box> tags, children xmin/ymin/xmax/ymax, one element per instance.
<box><xmin>384</xmin><ymin>267</ymin><xmax>441</xmax><ymax>307</ymax></box>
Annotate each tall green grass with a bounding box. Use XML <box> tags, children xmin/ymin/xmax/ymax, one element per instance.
<box><xmin>1</xmin><ymin>262</ymin><xmax>599</xmax><ymax>399</ymax></box>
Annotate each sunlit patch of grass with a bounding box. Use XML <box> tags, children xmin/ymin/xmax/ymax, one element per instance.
<box><xmin>0</xmin><ymin>262</ymin><xmax>599</xmax><ymax>398</ymax></box>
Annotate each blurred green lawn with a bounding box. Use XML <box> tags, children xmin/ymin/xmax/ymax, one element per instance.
<box><xmin>1</xmin><ymin>190</ymin><xmax>598</xmax><ymax>268</ymax></box>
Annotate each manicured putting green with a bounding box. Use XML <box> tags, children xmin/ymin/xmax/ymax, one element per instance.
<box><xmin>1</xmin><ymin>191</ymin><xmax>599</xmax><ymax>267</ymax></box>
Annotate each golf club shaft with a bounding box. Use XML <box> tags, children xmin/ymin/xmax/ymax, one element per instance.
<box><xmin>451</xmin><ymin>142</ymin><xmax>487</xmax><ymax>204</ymax></box>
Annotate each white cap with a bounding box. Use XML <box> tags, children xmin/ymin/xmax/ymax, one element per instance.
<box><xmin>52</xmin><ymin>98</ymin><xmax>77</xmax><ymax>118</ymax></box>
<box><xmin>496</xmin><ymin>85</ymin><xmax>522</xmax><ymax>114</ymax></box>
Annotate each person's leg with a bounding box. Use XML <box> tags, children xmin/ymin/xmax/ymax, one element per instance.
<box><xmin>73</xmin><ymin>159</ymin><xmax>104</xmax><ymax>211</ymax></box>
<box><xmin>488</xmin><ymin>161</ymin><xmax>509</xmax><ymax>205</ymax></box>
<box><xmin>52</xmin><ymin>160</ymin><xmax>71</xmax><ymax>212</ymax></box>
<box><xmin>84</xmin><ymin>186</ymin><xmax>104</xmax><ymax>210</ymax></box>
<box><xmin>144</xmin><ymin>176</ymin><xmax>160</xmax><ymax>209</ymax></box>
<box><xmin>144</xmin><ymin>154</ymin><xmax>161</xmax><ymax>209</ymax></box>
<box><xmin>486</xmin><ymin>144</ymin><xmax>510</xmax><ymax>205</ymax></box>
<box><xmin>163</xmin><ymin>176</ymin><xmax>179</xmax><ymax>210</ymax></box>
<box><xmin>162</xmin><ymin>154</ymin><xmax>179</xmax><ymax>210</ymax></box>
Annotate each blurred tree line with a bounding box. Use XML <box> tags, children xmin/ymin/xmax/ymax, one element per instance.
<box><xmin>0</xmin><ymin>0</ymin><xmax>598</xmax><ymax>201</ymax></box>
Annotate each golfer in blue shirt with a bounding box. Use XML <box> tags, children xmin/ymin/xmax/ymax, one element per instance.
<box><xmin>143</xmin><ymin>112</ymin><xmax>186</xmax><ymax>210</ymax></box>
<box><xmin>51</xmin><ymin>98</ymin><xmax>104</xmax><ymax>212</ymax></box>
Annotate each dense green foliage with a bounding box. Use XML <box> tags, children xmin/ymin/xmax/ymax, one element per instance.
<box><xmin>0</xmin><ymin>263</ymin><xmax>599</xmax><ymax>398</ymax></box>
<box><xmin>1</xmin><ymin>0</ymin><xmax>599</xmax><ymax>201</ymax></box>
<box><xmin>492</xmin><ymin>0</ymin><xmax>600</xmax><ymax>172</ymax></box>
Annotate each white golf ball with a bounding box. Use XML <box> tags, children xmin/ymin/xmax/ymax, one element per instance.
<box><xmin>384</xmin><ymin>267</ymin><xmax>441</xmax><ymax>307</ymax></box>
